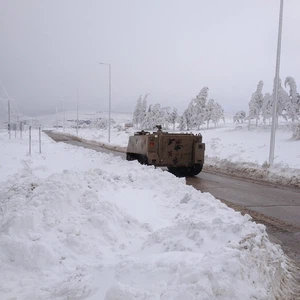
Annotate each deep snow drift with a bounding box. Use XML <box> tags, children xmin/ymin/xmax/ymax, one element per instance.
<box><xmin>0</xmin><ymin>130</ymin><xmax>296</xmax><ymax>299</ymax></box>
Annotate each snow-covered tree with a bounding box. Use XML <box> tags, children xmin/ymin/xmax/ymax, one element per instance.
<box><xmin>161</xmin><ymin>106</ymin><xmax>171</xmax><ymax>129</ymax></box>
<box><xmin>246</xmin><ymin>76</ymin><xmax>300</xmax><ymax>132</ymax></box>
<box><xmin>261</xmin><ymin>93</ymin><xmax>273</xmax><ymax>125</ymax></box>
<box><xmin>178</xmin><ymin>109</ymin><xmax>189</xmax><ymax>131</ymax></box>
<box><xmin>188</xmin><ymin>87</ymin><xmax>209</xmax><ymax>129</ymax></box>
<box><xmin>141</xmin><ymin>104</ymin><xmax>152</xmax><ymax>129</ymax></box>
<box><xmin>285</xmin><ymin>77</ymin><xmax>300</xmax><ymax>121</ymax></box>
<box><xmin>181</xmin><ymin>87</ymin><xmax>224</xmax><ymax>130</ymax></box>
<box><xmin>138</xmin><ymin>94</ymin><xmax>149</xmax><ymax>127</ymax></box>
<box><xmin>132</xmin><ymin>95</ymin><xmax>142</xmax><ymax>127</ymax></box>
<box><xmin>211</xmin><ymin>102</ymin><xmax>224</xmax><ymax>127</ymax></box>
<box><xmin>152</xmin><ymin>104</ymin><xmax>163</xmax><ymax>129</ymax></box>
<box><xmin>204</xmin><ymin>99</ymin><xmax>215</xmax><ymax>128</ymax></box>
<box><xmin>248</xmin><ymin>81</ymin><xmax>264</xmax><ymax>127</ymax></box>
<box><xmin>183</xmin><ymin>106</ymin><xmax>193</xmax><ymax>130</ymax></box>
<box><xmin>233</xmin><ymin>110</ymin><xmax>246</xmax><ymax>123</ymax></box>
<box><xmin>141</xmin><ymin>103</ymin><xmax>164</xmax><ymax>130</ymax></box>
<box><xmin>275</xmin><ymin>79</ymin><xmax>290</xmax><ymax>121</ymax></box>
<box><xmin>169</xmin><ymin>108</ymin><xmax>178</xmax><ymax>131</ymax></box>
<box><xmin>141</xmin><ymin>104</ymin><xmax>157</xmax><ymax>130</ymax></box>
<box><xmin>193</xmin><ymin>87</ymin><xmax>208</xmax><ymax>129</ymax></box>
<box><xmin>132</xmin><ymin>94</ymin><xmax>150</xmax><ymax>128</ymax></box>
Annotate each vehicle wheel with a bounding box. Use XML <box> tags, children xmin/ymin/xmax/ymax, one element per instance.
<box><xmin>167</xmin><ymin>166</ymin><xmax>189</xmax><ymax>177</ymax></box>
<box><xmin>126</xmin><ymin>153</ymin><xmax>135</xmax><ymax>161</ymax></box>
<box><xmin>167</xmin><ymin>166</ymin><xmax>177</xmax><ymax>175</ymax></box>
<box><xmin>138</xmin><ymin>155</ymin><xmax>148</xmax><ymax>165</ymax></box>
<box><xmin>189</xmin><ymin>164</ymin><xmax>203</xmax><ymax>176</ymax></box>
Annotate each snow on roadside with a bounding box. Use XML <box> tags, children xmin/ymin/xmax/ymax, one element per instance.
<box><xmin>0</xmin><ymin>130</ymin><xmax>296</xmax><ymax>299</ymax></box>
<box><xmin>203</xmin><ymin>125</ymin><xmax>300</xmax><ymax>168</ymax></box>
<box><xmin>202</xmin><ymin>126</ymin><xmax>300</xmax><ymax>187</ymax></box>
<box><xmin>63</xmin><ymin>127</ymin><xmax>131</xmax><ymax>150</ymax></box>
<box><xmin>204</xmin><ymin>156</ymin><xmax>300</xmax><ymax>188</ymax></box>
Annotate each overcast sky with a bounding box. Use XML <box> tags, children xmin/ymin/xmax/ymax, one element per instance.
<box><xmin>1</xmin><ymin>0</ymin><xmax>300</xmax><ymax>116</ymax></box>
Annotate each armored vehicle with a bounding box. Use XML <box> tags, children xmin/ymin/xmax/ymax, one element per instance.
<box><xmin>126</xmin><ymin>126</ymin><xmax>205</xmax><ymax>177</ymax></box>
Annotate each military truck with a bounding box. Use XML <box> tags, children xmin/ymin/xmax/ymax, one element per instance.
<box><xmin>126</xmin><ymin>126</ymin><xmax>205</xmax><ymax>177</ymax></box>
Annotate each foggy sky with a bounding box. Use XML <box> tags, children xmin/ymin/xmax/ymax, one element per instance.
<box><xmin>1</xmin><ymin>0</ymin><xmax>300</xmax><ymax>116</ymax></box>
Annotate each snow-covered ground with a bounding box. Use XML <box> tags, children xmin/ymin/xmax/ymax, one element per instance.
<box><xmin>203</xmin><ymin>124</ymin><xmax>300</xmax><ymax>168</ymax></box>
<box><xmin>0</xmin><ymin>129</ymin><xmax>296</xmax><ymax>299</ymax></box>
<box><xmin>201</xmin><ymin>123</ymin><xmax>300</xmax><ymax>187</ymax></box>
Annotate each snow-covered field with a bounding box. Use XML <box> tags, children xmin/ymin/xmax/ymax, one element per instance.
<box><xmin>201</xmin><ymin>123</ymin><xmax>300</xmax><ymax>187</ymax></box>
<box><xmin>0</xmin><ymin>128</ymin><xmax>296</xmax><ymax>299</ymax></box>
<box><xmin>203</xmin><ymin>124</ymin><xmax>300</xmax><ymax>168</ymax></box>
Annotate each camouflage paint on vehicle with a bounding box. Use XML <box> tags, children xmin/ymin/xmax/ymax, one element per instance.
<box><xmin>126</xmin><ymin>126</ymin><xmax>205</xmax><ymax>176</ymax></box>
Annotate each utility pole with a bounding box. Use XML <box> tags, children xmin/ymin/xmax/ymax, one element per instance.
<box><xmin>269</xmin><ymin>0</ymin><xmax>284</xmax><ymax>165</ymax></box>
<box><xmin>63</xmin><ymin>99</ymin><xmax>65</xmax><ymax>132</ymax></box>
<box><xmin>8</xmin><ymin>100</ymin><xmax>11</xmax><ymax>139</ymax></box>
<box><xmin>29</xmin><ymin>126</ymin><xmax>32</xmax><ymax>155</ymax></box>
<box><xmin>55</xmin><ymin>105</ymin><xmax>58</xmax><ymax>130</ymax></box>
<box><xmin>39</xmin><ymin>127</ymin><xmax>42</xmax><ymax>154</ymax></box>
<box><xmin>108</xmin><ymin>64</ymin><xmax>111</xmax><ymax>143</ymax></box>
<box><xmin>15</xmin><ymin>114</ymin><xmax>19</xmax><ymax>139</ymax></box>
<box><xmin>20</xmin><ymin>122</ymin><xmax>23</xmax><ymax>139</ymax></box>
<box><xmin>76</xmin><ymin>88</ymin><xmax>79</xmax><ymax>136</ymax></box>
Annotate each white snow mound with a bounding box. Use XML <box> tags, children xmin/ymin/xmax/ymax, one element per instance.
<box><xmin>0</xmin><ymin>131</ymin><xmax>296</xmax><ymax>299</ymax></box>
<box><xmin>0</xmin><ymin>165</ymin><xmax>293</xmax><ymax>300</ymax></box>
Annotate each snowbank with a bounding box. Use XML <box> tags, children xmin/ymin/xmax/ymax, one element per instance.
<box><xmin>202</xmin><ymin>126</ymin><xmax>300</xmax><ymax>187</ymax></box>
<box><xmin>0</xmin><ymin>130</ymin><xmax>297</xmax><ymax>299</ymax></box>
<box><xmin>63</xmin><ymin>127</ymin><xmax>132</xmax><ymax>150</ymax></box>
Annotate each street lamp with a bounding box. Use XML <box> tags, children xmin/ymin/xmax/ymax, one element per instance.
<box><xmin>269</xmin><ymin>0</ymin><xmax>284</xmax><ymax>165</ymax></box>
<box><xmin>99</xmin><ymin>62</ymin><xmax>111</xmax><ymax>143</ymax></box>
<box><xmin>76</xmin><ymin>88</ymin><xmax>79</xmax><ymax>136</ymax></box>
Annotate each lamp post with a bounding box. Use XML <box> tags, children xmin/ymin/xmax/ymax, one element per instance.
<box><xmin>8</xmin><ymin>100</ymin><xmax>11</xmax><ymax>139</ymax></box>
<box><xmin>269</xmin><ymin>0</ymin><xmax>284</xmax><ymax>165</ymax></box>
<box><xmin>99</xmin><ymin>62</ymin><xmax>111</xmax><ymax>143</ymax></box>
<box><xmin>62</xmin><ymin>98</ymin><xmax>65</xmax><ymax>132</ymax></box>
<box><xmin>76</xmin><ymin>88</ymin><xmax>79</xmax><ymax>136</ymax></box>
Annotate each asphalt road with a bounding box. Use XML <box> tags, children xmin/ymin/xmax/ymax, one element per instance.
<box><xmin>45</xmin><ymin>131</ymin><xmax>300</xmax><ymax>265</ymax></box>
<box><xmin>186</xmin><ymin>172</ymin><xmax>300</xmax><ymax>266</ymax></box>
<box><xmin>187</xmin><ymin>173</ymin><xmax>300</xmax><ymax>227</ymax></box>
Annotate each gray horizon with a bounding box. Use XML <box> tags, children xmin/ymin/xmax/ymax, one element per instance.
<box><xmin>1</xmin><ymin>0</ymin><xmax>300</xmax><ymax>117</ymax></box>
